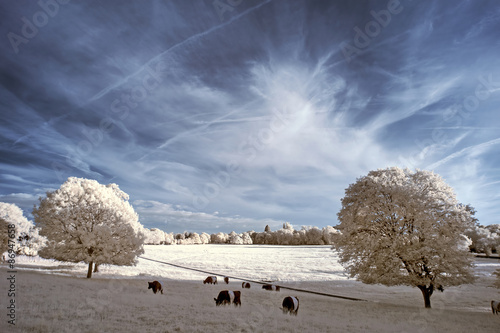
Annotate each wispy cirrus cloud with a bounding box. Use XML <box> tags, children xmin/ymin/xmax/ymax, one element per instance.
<box><xmin>427</xmin><ymin>138</ymin><xmax>500</xmax><ymax>170</ymax></box>
<box><xmin>133</xmin><ymin>199</ymin><xmax>285</xmax><ymax>233</ymax></box>
<box><xmin>1</xmin><ymin>0</ymin><xmax>499</xmax><ymax>230</ymax></box>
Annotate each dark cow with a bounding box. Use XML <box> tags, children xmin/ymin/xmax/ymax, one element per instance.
<box><xmin>203</xmin><ymin>276</ymin><xmax>218</xmax><ymax>284</ymax></box>
<box><xmin>214</xmin><ymin>290</ymin><xmax>241</xmax><ymax>307</ymax></box>
<box><xmin>242</xmin><ymin>282</ymin><xmax>251</xmax><ymax>289</ymax></box>
<box><xmin>148</xmin><ymin>281</ymin><xmax>163</xmax><ymax>294</ymax></box>
<box><xmin>492</xmin><ymin>300</ymin><xmax>500</xmax><ymax>314</ymax></box>
<box><xmin>282</xmin><ymin>296</ymin><xmax>299</xmax><ymax>315</ymax></box>
<box><xmin>262</xmin><ymin>284</ymin><xmax>280</xmax><ymax>291</ymax></box>
<box><xmin>224</xmin><ymin>276</ymin><xmax>229</xmax><ymax>284</ymax></box>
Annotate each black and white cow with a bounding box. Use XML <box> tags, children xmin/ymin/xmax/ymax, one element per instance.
<box><xmin>214</xmin><ymin>290</ymin><xmax>241</xmax><ymax>306</ymax></box>
<box><xmin>492</xmin><ymin>300</ymin><xmax>500</xmax><ymax>314</ymax></box>
<box><xmin>203</xmin><ymin>276</ymin><xmax>218</xmax><ymax>284</ymax></box>
<box><xmin>242</xmin><ymin>282</ymin><xmax>251</xmax><ymax>289</ymax></box>
<box><xmin>281</xmin><ymin>296</ymin><xmax>299</xmax><ymax>315</ymax></box>
<box><xmin>262</xmin><ymin>284</ymin><xmax>280</xmax><ymax>291</ymax></box>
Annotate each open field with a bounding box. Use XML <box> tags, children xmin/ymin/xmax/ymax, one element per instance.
<box><xmin>10</xmin><ymin>245</ymin><xmax>346</xmax><ymax>282</ymax></box>
<box><xmin>1</xmin><ymin>245</ymin><xmax>500</xmax><ymax>332</ymax></box>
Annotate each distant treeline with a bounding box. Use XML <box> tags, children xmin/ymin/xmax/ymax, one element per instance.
<box><xmin>465</xmin><ymin>224</ymin><xmax>500</xmax><ymax>255</ymax></box>
<box><xmin>143</xmin><ymin>222</ymin><xmax>340</xmax><ymax>246</ymax></box>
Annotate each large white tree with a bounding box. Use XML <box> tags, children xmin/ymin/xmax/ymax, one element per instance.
<box><xmin>0</xmin><ymin>202</ymin><xmax>46</xmax><ymax>256</ymax></box>
<box><xmin>334</xmin><ymin>167</ymin><xmax>475</xmax><ymax>308</ymax></box>
<box><xmin>33</xmin><ymin>177</ymin><xmax>145</xmax><ymax>278</ymax></box>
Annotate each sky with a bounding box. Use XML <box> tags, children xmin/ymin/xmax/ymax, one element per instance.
<box><xmin>1</xmin><ymin>0</ymin><xmax>499</xmax><ymax>234</ymax></box>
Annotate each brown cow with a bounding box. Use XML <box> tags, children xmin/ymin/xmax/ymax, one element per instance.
<box><xmin>203</xmin><ymin>276</ymin><xmax>218</xmax><ymax>284</ymax></box>
<box><xmin>242</xmin><ymin>282</ymin><xmax>251</xmax><ymax>289</ymax></box>
<box><xmin>262</xmin><ymin>284</ymin><xmax>280</xmax><ymax>291</ymax></box>
<box><xmin>214</xmin><ymin>290</ymin><xmax>241</xmax><ymax>307</ymax></box>
<box><xmin>148</xmin><ymin>281</ymin><xmax>163</xmax><ymax>294</ymax></box>
<box><xmin>282</xmin><ymin>296</ymin><xmax>299</xmax><ymax>315</ymax></box>
<box><xmin>224</xmin><ymin>276</ymin><xmax>229</xmax><ymax>284</ymax></box>
<box><xmin>492</xmin><ymin>300</ymin><xmax>500</xmax><ymax>314</ymax></box>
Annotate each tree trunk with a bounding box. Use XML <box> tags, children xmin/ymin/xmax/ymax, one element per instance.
<box><xmin>93</xmin><ymin>263</ymin><xmax>99</xmax><ymax>273</ymax></box>
<box><xmin>418</xmin><ymin>285</ymin><xmax>433</xmax><ymax>308</ymax></box>
<box><xmin>87</xmin><ymin>261</ymin><xmax>93</xmax><ymax>279</ymax></box>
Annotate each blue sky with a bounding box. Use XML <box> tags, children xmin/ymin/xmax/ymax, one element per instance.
<box><xmin>1</xmin><ymin>0</ymin><xmax>499</xmax><ymax>233</ymax></box>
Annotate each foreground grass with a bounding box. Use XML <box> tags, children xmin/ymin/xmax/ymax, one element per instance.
<box><xmin>0</xmin><ymin>267</ymin><xmax>499</xmax><ymax>332</ymax></box>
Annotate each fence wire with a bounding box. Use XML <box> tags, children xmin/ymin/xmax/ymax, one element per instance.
<box><xmin>139</xmin><ymin>256</ymin><xmax>367</xmax><ymax>302</ymax></box>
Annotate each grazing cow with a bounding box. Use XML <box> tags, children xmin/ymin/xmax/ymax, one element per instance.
<box><xmin>242</xmin><ymin>282</ymin><xmax>251</xmax><ymax>289</ymax></box>
<box><xmin>147</xmin><ymin>281</ymin><xmax>163</xmax><ymax>294</ymax></box>
<box><xmin>262</xmin><ymin>284</ymin><xmax>280</xmax><ymax>291</ymax></box>
<box><xmin>281</xmin><ymin>296</ymin><xmax>299</xmax><ymax>315</ymax></box>
<box><xmin>492</xmin><ymin>300</ymin><xmax>500</xmax><ymax>314</ymax></box>
<box><xmin>224</xmin><ymin>276</ymin><xmax>229</xmax><ymax>284</ymax></box>
<box><xmin>203</xmin><ymin>276</ymin><xmax>218</xmax><ymax>284</ymax></box>
<box><xmin>214</xmin><ymin>290</ymin><xmax>241</xmax><ymax>307</ymax></box>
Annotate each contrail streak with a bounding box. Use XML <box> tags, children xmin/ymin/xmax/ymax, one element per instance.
<box><xmin>426</xmin><ymin>137</ymin><xmax>500</xmax><ymax>170</ymax></box>
<box><xmin>87</xmin><ymin>0</ymin><xmax>272</xmax><ymax>104</ymax></box>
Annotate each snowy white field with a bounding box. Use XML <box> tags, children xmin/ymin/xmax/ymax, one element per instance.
<box><xmin>12</xmin><ymin>245</ymin><xmax>346</xmax><ymax>282</ymax></box>
<box><xmin>2</xmin><ymin>245</ymin><xmax>500</xmax><ymax>332</ymax></box>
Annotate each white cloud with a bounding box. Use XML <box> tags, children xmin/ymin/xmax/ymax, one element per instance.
<box><xmin>133</xmin><ymin>199</ymin><xmax>285</xmax><ymax>233</ymax></box>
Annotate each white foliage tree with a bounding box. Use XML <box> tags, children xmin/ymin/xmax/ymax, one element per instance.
<box><xmin>0</xmin><ymin>217</ymin><xmax>10</xmax><ymax>258</ymax></box>
<box><xmin>178</xmin><ymin>232</ymin><xmax>202</xmax><ymax>244</ymax></box>
<box><xmin>144</xmin><ymin>228</ymin><xmax>166</xmax><ymax>245</ymax></box>
<box><xmin>164</xmin><ymin>232</ymin><xmax>175</xmax><ymax>245</ymax></box>
<box><xmin>211</xmin><ymin>232</ymin><xmax>228</xmax><ymax>244</ymax></box>
<box><xmin>177</xmin><ymin>237</ymin><xmax>193</xmax><ymax>245</ymax></box>
<box><xmin>249</xmin><ymin>224</ymin><xmax>339</xmax><ymax>245</ymax></box>
<box><xmin>457</xmin><ymin>234</ymin><xmax>473</xmax><ymax>252</ymax></box>
<box><xmin>465</xmin><ymin>224</ymin><xmax>500</xmax><ymax>255</ymax></box>
<box><xmin>322</xmin><ymin>226</ymin><xmax>340</xmax><ymax>244</ymax></box>
<box><xmin>304</xmin><ymin>226</ymin><xmax>324</xmax><ymax>245</ymax></box>
<box><xmin>228</xmin><ymin>231</ymin><xmax>244</xmax><ymax>244</ymax></box>
<box><xmin>487</xmin><ymin>224</ymin><xmax>500</xmax><ymax>254</ymax></box>
<box><xmin>191</xmin><ymin>232</ymin><xmax>202</xmax><ymax>244</ymax></box>
<box><xmin>294</xmin><ymin>229</ymin><xmax>307</xmax><ymax>245</ymax></box>
<box><xmin>251</xmin><ymin>231</ymin><xmax>264</xmax><ymax>244</ymax></box>
<box><xmin>334</xmin><ymin>167</ymin><xmax>475</xmax><ymax>308</ymax></box>
<box><xmin>32</xmin><ymin>177</ymin><xmax>145</xmax><ymax>278</ymax></box>
<box><xmin>275</xmin><ymin>223</ymin><xmax>294</xmax><ymax>245</ymax></box>
<box><xmin>0</xmin><ymin>202</ymin><xmax>46</xmax><ymax>255</ymax></box>
<box><xmin>276</xmin><ymin>228</ymin><xmax>294</xmax><ymax>245</ymax></box>
<box><xmin>200</xmin><ymin>232</ymin><xmax>211</xmax><ymax>244</ymax></box>
<box><xmin>241</xmin><ymin>232</ymin><xmax>253</xmax><ymax>244</ymax></box>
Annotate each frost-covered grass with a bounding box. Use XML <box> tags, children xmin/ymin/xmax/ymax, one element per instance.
<box><xmin>14</xmin><ymin>245</ymin><xmax>346</xmax><ymax>282</ymax></box>
<box><xmin>3</xmin><ymin>245</ymin><xmax>500</xmax><ymax>332</ymax></box>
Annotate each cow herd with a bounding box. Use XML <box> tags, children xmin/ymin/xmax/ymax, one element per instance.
<box><xmin>147</xmin><ymin>276</ymin><xmax>300</xmax><ymax>315</ymax></box>
<box><xmin>148</xmin><ymin>277</ymin><xmax>500</xmax><ymax>316</ymax></box>
<box><xmin>206</xmin><ymin>276</ymin><xmax>299</xmax><ymax>315</ymax></box>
